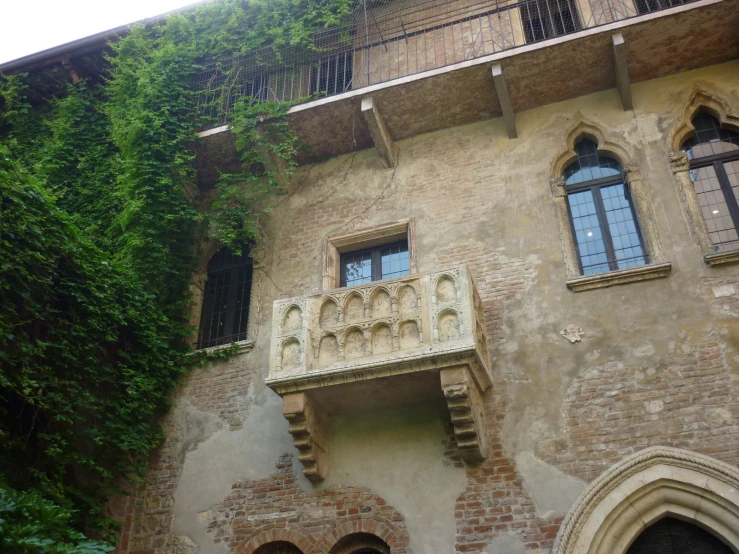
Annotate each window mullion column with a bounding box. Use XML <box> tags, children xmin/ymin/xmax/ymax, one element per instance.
<box><xmin>591</xmin><ymin>185</ymin><xmax>619</xmax><ymax>271</ymax></box>
<box><xmin>715</xmin><ymin>161</ymin><xmax>739</xmax><ymax>234</ymax></box>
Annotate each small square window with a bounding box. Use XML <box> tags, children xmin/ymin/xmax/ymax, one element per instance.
<box><xmin>340</xmin><ymin>240</ymin><xmax>410</xmax><ymax>287</ymax></box>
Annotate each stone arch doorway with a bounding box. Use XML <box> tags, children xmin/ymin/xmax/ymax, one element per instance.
<box><xmin>552</xmin><ymin>447</ymin><xmax>739</xmax><ymax>554</ymax></box>
<box><xmin>626</xmin><ymin>517</ymin><xmax>732</xmax><ymax>554</ymax></box>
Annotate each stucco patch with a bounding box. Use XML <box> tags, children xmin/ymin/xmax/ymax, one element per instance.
<box><xmin>514</xmin><ymin>451</ymin><xmax>586</xmax><ymax>518</ymax></box>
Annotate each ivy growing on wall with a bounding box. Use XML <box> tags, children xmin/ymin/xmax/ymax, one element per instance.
<box><xmin>0</xmin><ymin>0</ymin><xmax>356</xmax><ymax>548</ymax></box>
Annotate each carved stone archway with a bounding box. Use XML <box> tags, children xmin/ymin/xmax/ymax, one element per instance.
<box><xmin>552</xmin><ymin>447</ymin><xmax>739</xmax><ymax>554</ymax></box>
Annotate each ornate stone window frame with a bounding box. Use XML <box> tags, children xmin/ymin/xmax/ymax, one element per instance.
<box><xmin>188</xmin><ymin>240</ymin><xmax>259</xmax><ymax>353</ymax></box>
<box><xmin>322</xmin><ymin>219</ymin><xmax>418</xmax><ymax>290</ymax></box>
<box><xmin>552</xmin><ymin>446</ymin><xmax>739</xmax><ymax>554</ymax></box>
<box><xmin>550</xmin><ymin>117</ymin><xmax>670</xmax><ymax>292</ymax></box>
<box><xmin>668</xmin><ymin>88</ymin><xmax>739</xmax><ymax>266</ymax></box>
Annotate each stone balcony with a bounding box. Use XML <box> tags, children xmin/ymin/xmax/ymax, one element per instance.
<box><xmin>266</xmin><ymin>265</ymin><xmax>492</xmax><ymax>481</ymax></box>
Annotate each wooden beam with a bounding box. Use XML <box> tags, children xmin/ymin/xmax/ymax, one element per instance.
<box><xmin>612</xmin><ymin>33</ymin><xmax>633</xmax><ymax>111</ymax></box>
<box><xmin>361</xmin><ymin>96</ymin><xmax>396</xmax><ymax>168</ymax></box>
<box><xmin>492</xmin><ymin>64</ymin><xmax>517</xmax><ymax>139</ymax></box>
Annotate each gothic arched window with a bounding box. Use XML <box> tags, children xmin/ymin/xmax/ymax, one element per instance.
<box><xmin>682</xmin><ymin>112</ymin><xmax>739</xmax><ymax>252</ymax></box>
<box><xmin>197</xmin><ymin>247</ymin><xmax>253</xmax><ymax>349</ymax></box>
<box><xmin>563</xmin><ymin>138</ymin><xmax>646</xmax><ymax>275</ymax></box>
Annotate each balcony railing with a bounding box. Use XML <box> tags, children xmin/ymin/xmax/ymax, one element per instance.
<box><xmin>266</xmin><ymin>264</ymin><xmax>491</xmax><ymax>394</ymax></box>
<box><xmin>193</xmin><ymin>0</ymin><xmax>696</xmax><ymax>126</ymax></box>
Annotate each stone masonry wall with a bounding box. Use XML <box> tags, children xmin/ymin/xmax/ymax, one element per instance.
<box><xmin>114</xmin><ymin>63</ymin><xmax>739</xmax><ymax>554</ymax></box>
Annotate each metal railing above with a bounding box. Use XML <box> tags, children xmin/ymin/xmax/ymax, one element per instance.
<box><xmin>192</xmin><ymin>0</ymin><xmax>696</xmax><ymax>126</ymax></box>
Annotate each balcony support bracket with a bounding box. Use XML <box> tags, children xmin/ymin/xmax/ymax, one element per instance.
<box><xmin>283</xmin><ymin>392</ymin><xmax>330</xmax><ymax>482</ymax></box>
<box><xmin>492</xmin><ymin>64</ymin><xmax>517</xmax><ymax>139</ymax></box>
<box><xmin>441</xmin><ymin>365</ymin><xmax>490</xmax><ymax>463</ymax></box>
<box><xmin>612</xmin><ymin>33</ymin><xmax>633</xmax><ymax>111</ymax></box>
<box><xmin>361</xmin><ymin>96</ymin><xmax>396</xmax><ymax>168</ymax></box>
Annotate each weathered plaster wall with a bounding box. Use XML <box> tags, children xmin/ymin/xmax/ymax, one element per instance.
<box><xmin>116</xmin><ymin>61</ymin><xmax>739</xmax><ymax>554</ymax></box>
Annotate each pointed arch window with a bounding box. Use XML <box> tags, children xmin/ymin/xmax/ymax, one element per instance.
<box><xmin>564</xmin><ymin>138</ymin><xmax>647</xmax><ymax>275</ymax></box>
<box><xmin>681</xmin><ymin>113</ymin><xmax>739</xmax><ymax>253</ymax></box>
<box><xmin>197</xmin><ymin>247</ymin><xmax>253</xmax><ymax>349</ymax></box>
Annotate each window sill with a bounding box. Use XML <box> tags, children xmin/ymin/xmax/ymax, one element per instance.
<box><xmin>196</xmin><ymin>339</ymin><xmax>255</xmax><ymax>355</ymax></box>
<box><xmin>566</xmin><ymin>262</ymin><xmax>672</xmax><ymax>292</ymax></box>
<box><xmin>704</xmin><ymin>250</ymin><xmax>739</xmax><ymax>267</ymax></box>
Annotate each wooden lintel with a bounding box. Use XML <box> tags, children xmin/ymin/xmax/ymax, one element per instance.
<box><xmin>361</xmin><ymin>96</ymin><xmax>395</xmax><ymax>168</ymax></box>
<box><xmin>612</xmin><ymin>33</ymin><xmax>633</xmax><ymax>111</ymax></box>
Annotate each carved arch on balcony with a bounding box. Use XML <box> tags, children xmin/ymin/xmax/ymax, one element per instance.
<box><xmin>342</xmin><ymin>325</ymin><xmax>367</xmax><ymax>359</ymax></box>
<box><xmin>237</xmin><ymin>528</ymin><xmax>312</xmax><ymax>554</ymax></box>
<box><xmin>369</xmin><ymin>320</ymin><xmax>394</xmax><ymax>355</ymax></box>
<box><xmin>435</xmin><ymin>307</ymin><xmax>463</xmax><ymax>342</ymax></box>
<box><xmin>369</xmin><ymin>285</ymin><xmax>393</xmax><ymax>318</ymax></box>
<box><xmin>667</xmin><ymin>88</ymin><xmax>739</xmax><ymax>264</ymax></box>
<box><xmin>551</xmin><ymin>446</ymin><xmax>739</xmax><ymax>554</ymax></box>
<box><xmin>667</xmin><ymin>87</ymin><xmax>739</xmax><ymax>153</ymax></box>
<box><xmin>343</xmin><ymin>291</ymin><xmax>366</xmax><ymax>323</ymax></box>
<box><xmin>431</xmin><ymin>272</ymin><xmax>460</xmax><ymax>305</ymax></box>
<box><xmin>548</xmin><ymin>114</ymin><xmax>668</xmax><ymax>288</ymax></box>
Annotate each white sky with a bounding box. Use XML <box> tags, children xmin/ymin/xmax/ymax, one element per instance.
<box><xmin>0</xmin><ymin>0</ymin><xmax>203</xmax><ymax>65</ymax></box>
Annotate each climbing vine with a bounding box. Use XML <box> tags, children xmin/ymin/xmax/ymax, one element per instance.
<box><xmin>0</xmin><ymin>0</ymin><xmax>358</xmax><ymax>548</ymax></box>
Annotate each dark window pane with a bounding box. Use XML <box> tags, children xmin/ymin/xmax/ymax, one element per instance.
<box><xmin>683</xmin><ymin>113</ymin><xmax>739</xmax><ymax>160</ymax></box>
<box><xmin>568</xmin><ymin>190</ymin><xmax>610</xmax><ymax>275</ymax></box>
<box><xmin>198</xmin><ymin>248</ymin><xmax>253</xmax><ymax>349</ymax></box>
<box><xmin>691</xmin><ymin>165</ymin><xmax>739</xmax><ymax>251</ymax></box>
<box><xmin>343</xmin><ymin>251</ymin><xmax>373</xmax><ymax>287</ymax></box>
<box><xmin>601</xmin><ymin>184</ymin><xmax>646</xmax><ymax>269</ymax></box>
<box><xmin>564</xmin><ymin>139</ymin><xmax>622</xmax><ymax>185</ymax></box>
<box><xmin>381</xmin><ymin>243</ymin><xmax>410</xmax><ymax>280</ymax></box>
<box><xmin>634</xmin><ymin>0</ymin><xmax>690</xmax><ymax>15</ymax></box>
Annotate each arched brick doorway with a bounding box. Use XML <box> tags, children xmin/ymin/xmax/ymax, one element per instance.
<box><xmin>627</xmin><ymin>517</ymin><xmax>733</xmax><ymax>554</ymax></box>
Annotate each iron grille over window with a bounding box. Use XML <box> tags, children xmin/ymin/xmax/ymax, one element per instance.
<box><xmin>635</xmin><ymin>0</ymin><xmax>690</xmax><ymax>14</ymax></box>
<box><xmin>564</xmin><ymin>139</ymin><xmax>647</xmax><ymax>275</ymax></box>
<box><xmin>682</xmin><ymin>113</ymin><xmax>739</xmax><ymax>252</ymax></box>
<box><xmin>197</xmin><ymin>248</ymin><xmax>253</xmax><ymax>349</ymax></box>
<box><xmin>521</xmin><ymin>0</ymin><xmax>582</xmax><ymax>43</ymax></box>
<box><xmin>340</xmin><ymin>240</ymin><xmax>410</xmax><ymax>287</ymax></box>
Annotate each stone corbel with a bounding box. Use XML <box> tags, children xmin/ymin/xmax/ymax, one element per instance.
<box><xmin>440</xmin><ymin>366</ymin><xmax>489</xmax><ymax>463</ymax></box>
<box><xmin>612</xmin><ymin>33</ymin><xmax>632</xmax><ymax>111</ymax></box>
<box><xmin>282</xmin><ymin>392</ymin><xmax>330</xmax><ymax>482</ymax></box>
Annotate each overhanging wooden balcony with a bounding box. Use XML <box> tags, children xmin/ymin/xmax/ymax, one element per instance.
<box><xmin>195</xmin><ymin>0</ymin><xmax>739</xmax><ymax>184</ymax></box>
<box><xmin>266</xmin><ymin>265</ymin><xmax>492</xmax><ymax>481</ymax></box>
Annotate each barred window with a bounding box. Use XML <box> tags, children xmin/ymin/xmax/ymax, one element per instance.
<box><xmin>682</xmin><ymin>113</ymin><xmax>739</xmax><ymax>252</ymax></box>
<box><xmin>521</xmin><ymin>0</ymin><xmax>581</xmax><ymax>43</ymax></box>
<box><xmin>197</xmin><ymin>248</ymin><xmax>252</xmax><ymax>349</ymax></box>
<box><xmin>564</xmin><ymin>139</ymin><xmax>647</xmax><ymax>275</ymax></box>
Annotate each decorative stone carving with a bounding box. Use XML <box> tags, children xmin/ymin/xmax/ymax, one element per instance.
<box><xmin>435</xmin><ymin>275</ymin><xmax>457</xmax><ymax>303</ymax></box>
<box><xmin>283</xmin><ymin>306</ymin><xmax>302</xmax><ymax>332</ymax></box>
<box><xmin>441</xmin><ymin>366</ymin><xmax>489</xmax><ymax>463</ymax></box>
<box><xmin>438</xmin><ymin>310</ymin><xmax>461</xmax><ymax>342</ymax></box>
<box><xmin>318</xmin><ymin>334</ymin><xmax>338</xmax><ymax>366</ymax></box>
<box><xmin>552</xmin><ymin>446</ymin><xmax>739</xmax><ymax>554</ymax></box>
<box><xmin>560</xmin><ymin>325</ymin><xmax>584</xmax><ymax>343</ymax></box>
<box><xmin>345</xmin><ymin>294</ymin><xmax>364</xmax><ymax>322</ymax></box>
<box><xmin>282</xmin><ymin>392</ymin><xmax>330</xmax><ymax>482</ymax></box>
<box><xmin>398</xmin><ymin>285</ymin><xmax>417</xmax><ymax>312</ymax></box>
<box><xmin>669</xmin><ymin>150</ymin><xmax>690</xmax><ymax>173</ymax></box>
<box><xmin>320</xmin><ymin>299</ymin><xmax>339</xmax><ymax>326</ymax></box>
<box><xmin>399</xmin><ymin>320</ymin><xmax>420</xmax><ymax>349</ymax></box>
<box><xmin>371</xmin><ymin>289</ymin><xmax>392</xmax><ymax>318</ymax></box>
<box><xmin>344</xmin><ymin>328</ymin><xmax>365</xmax><ymax>359</ymax></box>
<box><xmin>268</xmin><ymin>265</ymin><xmax>493</xmax><ymax>480</ymax></box>
<box><xmin>371</xmin><ymin>323</ymin><xmax>393</xmax><ymax>355</ymax></box>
